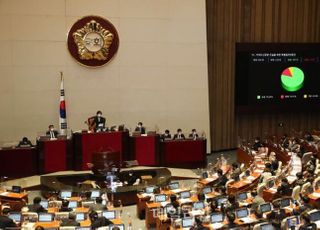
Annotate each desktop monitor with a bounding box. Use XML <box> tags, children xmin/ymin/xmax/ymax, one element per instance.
<box><xmin>202</xmin><ymin>187</ymin><xmax>212</xmax><ymax>194</ymax></box>
<box><xmin>8</xmin><ymin>212</ymin><xmax>22</xmax><ymax>222</ymax></box>
<box><xmin>40</xmin><ymin>200</ymin><xmax>49</xmax><ymax>209</ymax></box>
<box><xmin>90</xmin><ymin>190</ymin><xmax>100</xmax><ymax>199</ymax></box>
<box><xmin>109</xmin><ymin>224</ymin><xmax>125</xmax><ymax>230</ymax></box>
<box><xmin>280</xmin><ymin>198</ymin><xmax>291</xmax><ymax>208</ymax></box>
<box><xmin>11</xmin><ymin>186</ymin><xmax>22</xmax><ymax>193</ymax></box>
<box><xmin>68</xmin><ymin>200</ymin><xmax>78</xmax><ymax>209</ymax></box>
<box><xmin>211</xmin><ymin>212</ymin><xmax>224</xmax><ymax>223</ymax></box>
<box><xmin>182</xmin><ymin>217</ymin><xmax>194</xmax><ymax>228</ymax></box>
<box><xmin>237</xmin><ymin>192</ymin><xmax>248</xmax><ymax>201</ymax></box>
<box><xmin>155</xmin><ymin>194</ymin><xmax>166</xmax><ymax>203</ymax></box>
<box><xmin>75</xmin><ymin>213</ymin><xmax>86</xmax><ymax>222</ymax></box>
<box><xmin>287</xmin><ymin>216</ymin><xmax>300</xmax><ymax>228</ymax></box>
<box><xmin>235</xmin><ymin>208</ymin><xmax>249</xmax><ymax>219</ymax></box>
<box><xmin>164</xmin><ymin>204</ymin><xmax>175</xmax><ymax>214</ymax></box>
<box><xmin>60</xmin><ymin>190</ymin><xmax>72</xmax><ymax>199</ymax></box>
<box><xmin>260</xmin><ymin>223</ymin><xmax>275</xmax><ymax>230</ymax></box>
<box><xmin>202</xmin><ymin>171</ymin><xmax>209</xmax><ymax>179</ymax></box>
<box><xmin>169</xmin><ymin>182</ymin><xmax>179</xmax><ymax>190</ymax></box>
<box><xmin>38</xmin><ymin>213</ymin><xmax>54</xmax><ymax>222</ymax></box>
<box><xmin>259</xmin><ymin>203</ymin><xmax>272</xmax><ymax>213</ymax></box>
<box><xmin>180</xmin><ymin>191</ymin><xmax>191</xmax><ymax>199</ymax></box>
<box><xmin>102</xmin><ymin>210</ymin><xmax>116</xmax><ymax>220</ymax></box>
<box><xmin>309</xmin><ymin>211</ymin><xmax>320</xmax><ymax>222</ymax></box>
<box><xmin>193</xmin><ymin>201</ymin><xmax>205</xmax><ymax>210</ymax></box>
<box><xmin>245</xmin><ymin>170</ymin><xmax>251</xmax><ymax>177</ymax></box>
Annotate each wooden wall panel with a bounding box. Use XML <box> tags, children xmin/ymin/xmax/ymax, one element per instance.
<box><xmin>206</xmin><ymin>0</ymin><xmax>320</xmax><ymax>151</ymax></box>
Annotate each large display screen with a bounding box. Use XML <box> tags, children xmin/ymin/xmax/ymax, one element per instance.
<box><xmin>235</xmin><ymin>43</ymin><xmax>320</xmax><ymax>112</ymax></box>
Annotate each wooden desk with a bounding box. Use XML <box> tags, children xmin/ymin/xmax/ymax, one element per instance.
<box><xmin>73</xmin><ymin>131</ymin><xmax>129</xmax><ymax>170</ymax></box>
<box><xmin>0</xmin><ymin>147</ymin><xmax>38</xmax><ymax>177</ymax></box>
<box><xmin>37</xmin><ymin>138</ymin><xmax>72</xmax><ymax>173</ymax></box>
<box><xmin>136</xmin><ymin>193</ymin><xmax>151</xmax><ymax>219</ymax></box>
<box><xmin>160</xmin><ymin>139</ymin><xmax>207</xmax><ymax>168</ymax></box>
<box><xmin>145</xmin><ymin>201</ymin><xmax>162</xmax><ymax>228</ymax></box>
<box><xmin>0</xmin><ymin>191</ymin><xmax>28</xmax><ymax>211</ymax></box>
<box><xmin>130</xmin><ymin>135</ymin><xmax>160</xmax><ymax>166</ymax></box>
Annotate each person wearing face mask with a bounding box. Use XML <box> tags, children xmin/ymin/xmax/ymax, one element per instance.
<box><xmin>189</xmin><ymin>129</ymin><xmax>199</xmax><ymax>139</ymax></box>
<box><xmin>173</xmin><ymin>128</ymin><xmax>185</xmax><ymax>140</ymax></box>
<box><xmin>93</xmin><ymin>111</ymin><xmax>106</xmax><ymax>132</ymax></box>
<box><xmin>134</xmin><ymin>122</ymin><xmax>146</xmax><ymax>134</ymax></box>
<box><xmin>46</xmin><ymin>124</ymin><xmax>59</xmax><ymax>139</ymax></box>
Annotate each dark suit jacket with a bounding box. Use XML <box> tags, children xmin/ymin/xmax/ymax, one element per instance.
<box><xmin>93</xmin><ymin>116</ymin><xmax>106</xmax><ymax>131</ymax></box>
<box><xmin>91</xmin><ymin>217</ymin><xmax>113</xmax><ymax>229</ymax></box>
<box><xmin>173</xmin><ymin>133</ymin><xmax>185</xmax><ymax>140</ymax></box>
<box><xmin>17</xmin><ymin>140</ymin><xmax>33</xmax><ymax>148</ymax></box>
<box><xmin>60</xmin><ymin>219</ymin><xmax>80</xmax><ymax>226</ymax></box>
<box><xmin>27</xmin><ymin>203</ymin><xmax>46</xmax><ymax>213</ymax></box>
<box><xmin>135</xmin><ymin>126</ymin><xmax>146</xmax><ymax>134</ymax></box>
<box><xmin>46</xmin><ymin>130</ymin><xmax>59</xmax><ymax>138</ymax></box>
<box><xmin>0</xmin><ymin>215</ymin><xmax>17</xmax><ymax>229</ymax></box>
<box><xmin>162</xmin><ymin>134</ymin><xmax>172</xmax><ymax>139</ymax></box>
<box><xmin>189</xmin><ymin>133</ymin><xmax>199</xmax><ymax>138</ymax></box>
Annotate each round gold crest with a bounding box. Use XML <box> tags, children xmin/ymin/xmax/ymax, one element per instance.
<box><xmin>67</xmin><ymin>16</ymin><xmax>119</xmax><ymax>67</ymax></box>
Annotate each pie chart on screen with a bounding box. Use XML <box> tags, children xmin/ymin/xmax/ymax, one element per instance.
<box><xmin>281</xmin><ymin>67</ymin><xmax>304</xmax><ymax>92</ymax></box>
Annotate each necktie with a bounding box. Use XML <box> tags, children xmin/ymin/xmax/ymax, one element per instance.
<box><xmin>50</xmin><ymin>131</ymin><xmax>54</xmax><ymax>138</ymax></box>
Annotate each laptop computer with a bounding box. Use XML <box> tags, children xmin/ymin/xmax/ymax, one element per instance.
<box><xmin>38</xmin><ymin>213</ymin><xmax>54</xmax><ymax>222</ymax></box>
<box><xmin>60</xmin><ymin>190</ymin><xmax>72</xmax><ymax>199</ymax></box>
<box><xmin>202</xmin><ymin>187</ymin><xmax>212</xmax><ymax>194</ymax></box>
<box><xmin>211</xmin><ymin>212</ymin><xmax>224</xmax><ymax>223</ymax></box>
<box><xmin>40</xmin><ymin>200</ymin><xmax>49</xmax><ymax>209</ymax></box>
<box><xmin>259</xmin><ymin>203</ymin><xmax>272</xmax><ymax>213</ymax></box>
<box><xmin>237</xmin><ymin>192</ymin><xmax>248</xmax><ymax>201</ymax></box>
<box><xmin>68</xmin><ymin>200</ymin><xmax>78</xmax><ymax>209</ymax></box>
<box><xmin>155</xmin><ymin>194</ymin><xmax>166</xmax><ymax>203</ymax></box>
<box><xmin>260</xmin><ymin>223</ymin><xmax>275</xmax><ymax>230</ymax></box>
<box><xmin>182</xmin><ymin>217</ymin><xmax>194</xmax><ymax>229</ymax></box>
<box><xmin>8</xmin><ymin>212</ymin><xmax>22</xmax><ymax>222</ymax></box>
<box><xmin>145</xmin><ymin>186</ymin><xmax>156</xmax><ymax>194</ymax></box>
<box><xmin>90</xmin><ymin>190</ymin><xmax>100</xmax><ymax>199</ymax></box>
<box><xmin>102</xmin><ymin>210</ymin><xmax>116</xmax><ymax>220</ymax></box>
<box><xmin>193</xmin><ymin>201</ymin><xmax>205</xmax><ymax>210</ymax></box>
<box><xmin>169</xmin><ymin>182</ymin><xmax>179</xmax><ymax>190</ymax></box>
<box><xmin>180</xmin><ymin>191</ymin><xmax>191</xmax><ymax>199</ymax></box>
<box><xmin>75</xmin><ymin>213</ymin><xmax>86</xmax><ymax>222</ymax></box>
<box><xmin>280</xmin><ymin>198</ymin><xmax>291</xmax><ymax>208</ymax></box>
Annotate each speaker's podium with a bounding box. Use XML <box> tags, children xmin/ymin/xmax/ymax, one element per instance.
<box><xmin>73</xmin><ymin>131</ymin><xmax>129</xmax><ymax>170</ymax></box>
<box><xmin>37</xmin><ymin>135</ymin><xmax>72</xmax><ymax>174</ymax></box>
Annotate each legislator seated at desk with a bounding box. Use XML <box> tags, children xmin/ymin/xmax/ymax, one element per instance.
<box><xmin>135</xmin><ymin>122</ymin><xmax>146</xmax><ymax>134</ymax></box>
<box><xmin>188</xmin><ymin>129</ymin><xmax>199</xmax><ymax>140</ymax></box>
<box><xmin>173</xmin><ymin>128</ymin><xmax>185</xmax><ymax>140</ymax></box>
<box><xmin>161</xmin><ymin>129</ymin><xmax>172</xmax><ymax>140</ymax></box>
<box><xmin>46</xmin><ymin>124</ymin><xmax>59</xmax><ymax>139</ymax></box>
<box><xmin>0</xmin><ymin>207</ymin><xmax>17</xmax><ymax>229</ymax></box>
<box><xmin>87</xmin><ymin>111</ymin><xmax>107</xmax><ymax>133</ymax></box>
<box><xmin>16</xmin><ymin>137</ymin><xmax>33</xmax><ymax>148</ymax></box>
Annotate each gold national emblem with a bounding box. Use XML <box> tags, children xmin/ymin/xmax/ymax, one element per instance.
<box><xmin>73</xmin><ymin>20</ymin><xmax>114</xmax><ymax>61</ymax></box>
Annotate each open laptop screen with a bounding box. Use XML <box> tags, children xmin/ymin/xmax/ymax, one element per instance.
<box><xmin>260</xmin><ymin>203</ymin><xmax>272</xmax><ymax>213</ymax></box>
<box><xmin>102</xmin><ymin>210</ymin><xmax>116</xmax><ymax>220</ymax></box>
<box><xmin>236</xmin><ymin>208</ymin><xmax>249</xmax><ymax>219</ymax></box>
<box><xmin>169</xmin><ymin>182</ymin><xmax>179</xmax><ymax>190</ymax></box>
<box><xmin>211</xmin><ymin>212</ymin><xmax>224</xmax><ymax>223</ymax></box>
<box><xmin>155</xmin><ymin>194</ymin><xmax>166</xmax><ymax>203</ymax></box>
<box><xmin>38</xmin><ymin>213</ymin><xmax>54</xmax><ymax>222</ymax></box>
<box><xmin>180</xmin><ymin>191</ymin><xmax>191</xmax><ymax>199</ymax></box>
<box><xmin>182</xmin><ymin>217</ymin><xmax>194</xmax><ymax>228</ymax></box>
<box><xmin>9</xmin><ymin>213</ymin><xmax>22</xmax><ymax>222</ymax></box>
<box><xmin>90</xmin><ymin>190</ymin><xmax>100</xmax><ymax>199</ymax></box>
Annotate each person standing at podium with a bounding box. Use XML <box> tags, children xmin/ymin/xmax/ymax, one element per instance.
<box><xmin>46</xmin><ymin>125</ymin><xmax>58</xmax><ymax>139</ymax></box>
